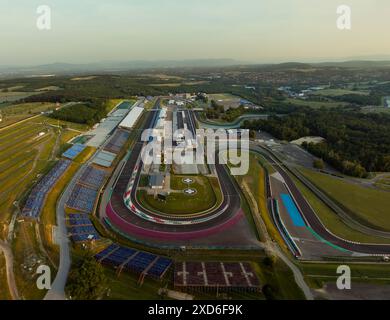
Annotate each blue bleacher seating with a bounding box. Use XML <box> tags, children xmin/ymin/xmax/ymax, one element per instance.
<box><xmin>22</xmin><ymin>160</ymin><xmax>71</xmax><ymax>219</ymax></box>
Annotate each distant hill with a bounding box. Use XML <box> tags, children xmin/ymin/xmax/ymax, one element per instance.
<box><xmin>0</xmin><ymin>59</ymin><xmax>246</xmax><ymax>77</ymax></box>
<box><xmin>1</xmin><ymin>59</ymin><xmax>390</xmax><ymax>78</ymax></box>
<box><xmin>313</xmin><ymin>60</ymin><xmax>390</xmax><ymax>68</ymax></box>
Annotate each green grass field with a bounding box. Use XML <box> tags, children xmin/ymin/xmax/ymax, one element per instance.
<box><xmin>39</xmin><ymin>155</ymin><xmax>95</xmax><ymax>267</ymax></box>
<box><xmin>374</xmin><ymin>175</ymin><xmax>390</xmax><ymax>191</ymax></box>
<box><xmin>100</xmin><ymin>254</ymin><xmax>304</xmax><ymax>300</ymax></box>
<box><xmin>286</xmin><ymin>98</ymin><xmax>349</xmax><ymax>109</ymax></box>
<box><xmin>234</xmin><ymin>154</ymin><xmax>287</xmax><ymax>248</ymax></box>
<box><xmin>0</xmin><ymin>115</ymin><xmax>85</xmax><ymax>230</ymax></box>
<box><xmin>361</xmin><ymin>106</ymin><xmax>390</xmax><ymax>114</ymax></box>
<box><xmin>41</xmin><ymin>115</ymin><xmax>90</xmax><ymax>132</ymax></box>
<box><xmin>312</xmin><ymin>89</ymin><xmax>370</xmax><ymax>97</ymax></box>
<box><xmin>291</xmin><ymin>174</ymin><xmax>390</xmax><ymax>244</ymax></box>
<box><xmin>208</xmin><ymin>93</ymin><xmax>242</xmax><ymax>109</ymax></box>
<box><xmin>105</xmin><ymin>99</ymin><xmax>136</xmax><ymax>113</ymax></box>
<box><xmin>0</xmin><ymin>92</ymin><xmax>39</xmax><ymax>104</ymax></box>
<box><xmin>12</xmin><ymin>221</ymin><xmax>48</xmax><ymax>300</ymax></box>
<box><xmin>299</xmin><ymin>168</ymin><xmax>390</xmax><ymax>232</ymax></box>
<box><xmin>0</xmin><ymin>102</ymin><xmax>57</xmax><ymax>128</ymax></box>
<box><xmin>300</xmin><ymin>262</ymin><xmax>390</xmax><ymax>289</ymax></box>
<box><xmin>138</xmin><ymin>175</ymin><xmax>221</xmax><ymax>215</ymax></box>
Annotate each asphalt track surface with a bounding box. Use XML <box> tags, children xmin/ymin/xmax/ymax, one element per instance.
<box><xmin>106</xmin><ymin>107</ymin><xmax>245</xmax><ymax>241</ymax></box>
<box><xmin>195</xmin><ymin>112</ymin><xmax>390</xmax><ymax>255</ymax></box>
<box><xmin>251</xmin><ymin>144</ymin><xmax>390</xmax><ymax>255</ymax></box>
<box><xmin>127</xmin><ymin>108</ymin><xmax>236</xmax><ymax>222</ymax></box>
<box><xmin>107</xmin><ymin>107</ymin><xmax>390</xmax><ymax>254</ymax></box>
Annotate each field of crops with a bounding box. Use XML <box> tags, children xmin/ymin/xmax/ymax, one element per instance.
<box><xmin>0</xmin><ymin>116</ymin><xmax>84</xmax><ymax>228</ymax></box>
<box><xmin>0</xmin><ymin>102</ymin><xmax>56</xmax><ymax>128</ymax></box>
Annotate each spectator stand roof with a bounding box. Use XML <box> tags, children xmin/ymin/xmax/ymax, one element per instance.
<box><xmin>92</xmin><ymin>150</ymin><xmax>117</xmax><ymax>168</ymax></box>
<box><xmin>86</xmin><ymin>103</ymin><xmax>133</xmax><ymax>148</ymax></box>
<box><xmin>119</xmin><ymin>106</ymin><xmax>144</xmax><ymax>130</ymax></box>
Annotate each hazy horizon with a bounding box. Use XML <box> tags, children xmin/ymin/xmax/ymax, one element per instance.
<box><xmin>1</xmin><ymin>0</ymin><xmax>390</xmax><ymax>66</ymax></box>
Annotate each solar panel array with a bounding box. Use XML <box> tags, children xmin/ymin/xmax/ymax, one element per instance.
<box><xmin>66</xmin><ymin>184</ymin><xmax>98</xmax><ymax>213</ymax></box>
<box><xmin>22</xmin><ymin>160</ymin><xmax>71</xmax><ymax>219</ymax></box>
<box><xmin>104</xmin><ymin>129</ymin><xmax>130</xmax><ymax>154</ymax></box>
<box><xmin>174</xmin><ymin>262</ymin><xmax>261</xmax><ymax>291</ymax></box>
<box><xmin>79</xmin><ymin>166</ymin><xmax>107</xmax><ymax>190</ymax></box>
<box><xmin>95</xmin><ymin>244</ymin><xmax>172</xmax><ymax>279</ymax></box>
<box><xmin>62</xmin><ymin>143</ymin><xmax>86</xmax><ymax>160</ymax></box>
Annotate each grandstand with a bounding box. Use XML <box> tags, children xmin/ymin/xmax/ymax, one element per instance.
<box><xmin>66</xmin><ymin>213</ymin><xmax>89</xmax><ymax>220</ymax></box>
<box><xmin>22</xmin><ymin>160</ymin><xmax>71</xmax><ymax>219</ymax></box>
<box><xmin>95</xmin><ymin>244</ymin><xmax>172</xmax><ymax>280</ymax></box>
<box><xmin>62</xmin><ymin>143</ymin><xmax>86</xmax><ymax>160</ymax></box>
<box><xmin>174</xmin><ymin>262</ymin><xmax>261</xmax><ymax>292</ymax></box>
<box><xmin>92</xmin><ymin>150</ymin><xmax>116</xmax><ymax>168</ymax></box>
<box><xmin>66</xmin><ymin>183</ymin><xmax>98</xmax><ymax>213</ymax></box>
<box><xmin>67</xmin><ymin>216</ymin><xmax>93</xmax><ymax>226</ymax></box>
<box><xmin>78</xmin><ymin>165</ymin><xmax>107</xmax><ymax>190</ymax></box>
<box><xmin>71</xmin><ymin>233</ymin><xmax>100</xmax><ymax>242</ymax></box>
<box><xmin>65</xmin><ymin>213</ymin><xmax>100</xmax><ymax>243</ymax></box>
<box><xmin>68</xmin><ymin>225</ymin><xmax>98</xmax><ymax>235</ymax></box>
<box><xmin>104</xmin><ymin>129</ymin><xmax>130</xmax><ymax>154</ymax></box>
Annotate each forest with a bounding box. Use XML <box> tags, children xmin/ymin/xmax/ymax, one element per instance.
<box><xmin>49</xmin><ymin>102</ymin><xmax>106</xmax><ymax>125</ymax></box>
<box><xmin>243</xmin><ymin>110</ymin><xmax>390</xmax><ymax>177</ymax></box>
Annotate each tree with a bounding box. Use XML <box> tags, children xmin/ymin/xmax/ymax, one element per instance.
<box><xmin>313</xmin><ymin>159</ymin><xmax>325</xmax><ymax>170</ymax></box>
<box><xmin>263</xmin><ymin>256</ymin><xmax>275</xmax><ymax>268</ymax></box>
<box><xmin>66</xmin><ymin>257</ymin><xmax>107</xmax><ymax>300</ymax></box>
<box><xmin>263</xmin><ymin>284</ymin><xmax>277</xmax><ymax>300</ymax></box>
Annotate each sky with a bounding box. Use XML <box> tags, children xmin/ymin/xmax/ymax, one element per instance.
<box><xmin>0</xmin><ymin>0</ymin><xmax>390</xmax><ymax>65</ymax></box>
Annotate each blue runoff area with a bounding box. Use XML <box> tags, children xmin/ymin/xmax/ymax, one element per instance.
<box><xmin>281</xmin><ymin>194</ymin><xmax>306</xmax><ymax>227</ymax></box>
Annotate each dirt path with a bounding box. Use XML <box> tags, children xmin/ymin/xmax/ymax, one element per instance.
<box><xmin>268</xmin><ymin>243</ymin><xmax>314</xmax><ymax>300</ymax></box>
<box><xmin>0</xmin><ymin>240</ymin><xmax>20</xmax><ymax>300</ymax></box>
<box><xmin>50</xmin><ymin>129</ymin><xmax>61</xmax><ymax>161</ymax></box>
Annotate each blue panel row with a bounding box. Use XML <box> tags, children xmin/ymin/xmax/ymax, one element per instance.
<box><xmin>125</xmin><ymin>252</ymin><xmax>156</xmax><ymax>273</ymax></box>
<box><xmin>22</xmin><ymin>160</ymin><xmax>71</xmax><ymax>219</ymax></box>
<box><xmin>68</xmin><ymin>225</ymin><xmax>97</xmax><ymax>235</ymax></box>
<box><xmin>62</xmin><ymin>143</ymin><xmax>86</xmax><ymax>160</ymax></box>
<box><xmin>66</xmin><ymin>184</ymin><xmax>98</xmax><ymax>213</ymax></box>
<box><xmin>147</xmin><ymin>257</ymin><xmax>172</xmax><ymax>277</ymax></box>
<box><xmin>95</xmin><ymin>244</ymin><xmax>172</xmax><ymax>279</ymax></box>
<box><xmin>72</xmin><ymin>233</ymin><xmax>100</xmax><ymax>242</ymax></box>
<box><xmin>67</xmin><ymin>218</ymin><xmax>92</xmax><ymax>226</ymax></box>
<box><xmin>79</xmin><ymin>166</ymin><xmax>107</xmax><ymax>190</ymax></box>
<box><xmin>94</xmin><ymin>244</ymin><xmax>119</xmax><ymax>260</ymax></box>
